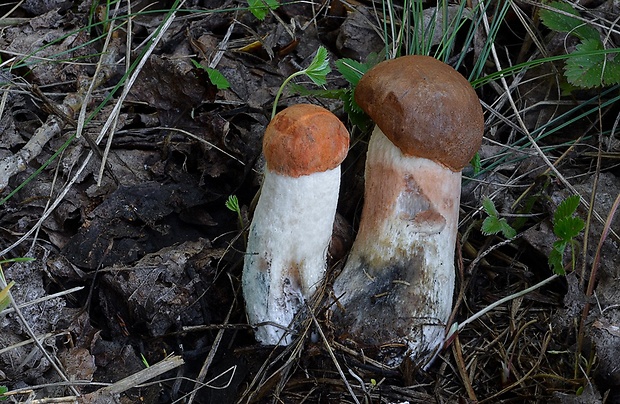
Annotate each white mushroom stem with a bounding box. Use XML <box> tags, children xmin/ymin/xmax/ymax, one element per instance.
<box><xmin>332</xmin><ymin>126</ymin><xmax>460</xmax><ymax>364</ymax></box>
<box><xmin>243</xmin><ymin>165</ymin><xmax>341</xmax><ymax>345</ymax></box>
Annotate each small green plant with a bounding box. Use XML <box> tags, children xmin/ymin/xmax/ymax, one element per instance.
<box><xmin>540</xmin><ymin>1</ymin><xmax>620</xmax><ymax>88</ymax></box>
<box><xmin>247</xmin><ymin>0</ymin><xmax>279</xmax><ymax>20</ymax></box>
<box><xmin>192</xmin><ymin>60</ymin><xmax>230</xmax><ymax>90</ymax></box>
<box><xmin>287</xmin><ymin>53</ymin><xmax>379</xmax><ymax>130</ymax></box>
<box><xmin>140</xmin><ymin>353</ymin><xmax>150</xmax><ymax>368</ymax></box>
<box><xmin>271</xmin><ymin>46</ymin><xmax>331</xmax><ymax>119</ymax></box>
<box><xmin>225</xmin><ymin>195</ymin><xmax>244</xmax><ymax>231</ymax></box>
<box><xmin>481</xmin><ymin>197</ymin><xmax>517</xmax><ymax>239</ymax></box>
<box><xmin>548</xmin><ymin>194</ymin><xmax>585</xmax><ymax>275</ymax></box>
<box><xmin>0</xmin><ymin>385</ymin><xmax>7</xmax><ymax>401</ymax></box>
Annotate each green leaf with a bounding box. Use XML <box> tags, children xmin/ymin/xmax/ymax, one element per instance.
<box><xmin>247</xmin><ymin>0</ymin><xmax>279</xmax><ymax>20</ymax></box>
<box><xmin>549</xmin><ymin>240</ymin><xmax>567</xmax><ymax>275</ymax></box>
<box><xmin>554</xmin><ymin>194</ymin><xmax>580</xmax><ymax>223</ymax></box>
<box><xmin>191</xmin><ymin>60</ymin><xmax>230</xmax><ymax>90</ymax></box>
<box><xmin>205</xmin><ymin>67</ymin><xmax>230</xmax><ymax>90</ymax></box>
<box><xmin>539</xmin><ymin>1</ymin><xmax>599</xmax><ymax>41</ymax></box>
<box><xmin>565</xmin><ymin>39</ymin><xmax>620</xmax><ymax>88</ymax></box>
<box><xmin>481</xmin><ymin>216</ymin><xmax>502</xmax><ymax>236</ymax></box>
<box><xmin>342</xmin><ymin>89</ymin><xmax>372</xmax><ymax>131</ymax></box>
<box><xmin>305</xmin><ymin>46</ymin><xmax>331</xmax><ymax>86</ymax></box>
<box><xmin>482</xmin><ymin>197</ymin><xmax>499</xmax><ymax>217</ymax></box>
<box><xmin>335</xmin><ymin>58</ymin><xmax>368</xmax><ymax>86</ymax></box>
<box><xmin>471</xmin><ymin>152</ymin><xmax>481</xmax><ymax>175</ymax></box>
<box><xmin>554</xmin><ymin>216</ymin><xmax>585</xmax><ymax>240</ymax></box>
<box><xmin>500</xmin><ymin>220</ymin><xmax>517</xmax><ymax>239</ymax></box>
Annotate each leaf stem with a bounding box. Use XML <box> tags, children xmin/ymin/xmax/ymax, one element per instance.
<box><xmin>271</xmin><ymin>71</ymin><xmax>305</xmax><ymax>120</ymax></box>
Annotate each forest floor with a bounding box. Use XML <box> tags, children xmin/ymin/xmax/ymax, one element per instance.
<box><xmin>1</xmin><ymin>0</ymin><xmax>620</xmax><ymax>403</ymax></box>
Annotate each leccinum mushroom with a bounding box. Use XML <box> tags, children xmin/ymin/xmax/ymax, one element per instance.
<box><xmin>332</xmin><ymin>55</ymin><xmax>484</xmax><ymax>365</ymax></box>
<box><xmin>243</xmin><ymin>103</ymin><xmax>350</xmax><ymax>345</ymax></box>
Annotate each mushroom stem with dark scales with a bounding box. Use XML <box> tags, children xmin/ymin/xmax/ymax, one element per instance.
<box><xmin>332</xmin><ymin>55</ymin><xmax>485</xmax><ymax>366</ymax></box>
<box><xmin>243</xmin><ymin>103</ymin><xmax>350</xmax><ymax>346</ymax></box>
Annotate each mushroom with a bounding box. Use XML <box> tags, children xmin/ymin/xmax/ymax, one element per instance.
<box><xmin>243</xmin><ymin>103</ymin><xmax>350</xmax><ymax>345</ymax></box>
<box><xmin>332</xmin><ymin>55</ymin><xmax>484</xmax><ymax>365</ymax></box>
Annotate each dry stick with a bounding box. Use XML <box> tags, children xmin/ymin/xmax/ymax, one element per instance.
<box><xmin>452</xmin><ymin>334</ymin><xmax>477</xmax><ymax>402</ymax></box>
<box><xmin>96</xmin><ymin>0</ymin><xmax>185</xmax><ymax>186</ymax></box>
<box><xmin>26</xmin><ymin>355</ymin><xmax>185</xmax><ymax>403</ymax></box>
<box><xmin>76</xmin><ymin>0</ymin><xmax>121</xmax><ymax>140</ymax></box>
<box><xmin>0</xmin><ymin>286</ymin><xmax>83</xmax><ymax>316</ymax></box>
<box><xmin>95</xmin><ymin>0</ymin><xmax>129</xmax><ymax>186</ymax></box>
<box><xmin>576</xmin><ymin>192</ymin><xmax>620</xmax><ymax>376</ymax></box>
<box><xmin>0</xmin><ymin>332</ymin><xmax>57</xmax><ymax>355</ymax></box>
<box><xmin>450</xmin><ymin>273</ymin><xmax>559</xmax><ymax>336</ymax></box>
<box><xmin>310</xmin><ymin>311</ymin><xmax>360</xmax><ymax>404</ymax></box>
<box><xmin>480</xmin><ymin>327</ymin><xmax>553</xmax><ymax>403</ymax></box>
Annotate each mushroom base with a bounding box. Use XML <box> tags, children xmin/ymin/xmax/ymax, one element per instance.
<box><xmin>332</xmin><ymin>127</ymin><xmax>461</xmax><ymax>367</ymax></box>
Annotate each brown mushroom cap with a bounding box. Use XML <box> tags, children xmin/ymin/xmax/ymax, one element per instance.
<box><xmin>264</xmin><ymin>104</ymin><xmax>350</xmax><ymax>177</ymax></box>
<box><xmin>354</xmin><ymin>55</ymin><xmax>484</xmax><ymax>171</ymax></box>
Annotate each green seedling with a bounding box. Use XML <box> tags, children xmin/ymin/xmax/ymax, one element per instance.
<box><xmin>481</xmin><ymin>197</ymin><xmax>517</xmax><ymax>239</ymax></box>
<box><xmin>0</xmin><ymin>385</ymin><xmax>7</xmax><ymax>401</ymax></box>
<box><xmin>140</xmin><ymin>353</ymin><xmax>150</xmax><ymax>368</ymax></box>
<box><xmin>271</xmin><ymin>46</ymin><xmax>331</xmax><ymax>119</ymax></box>
<box><xmin>540</xmin><ymin>1</ymin><xmax>620</xmax><ymax>88</ymax></box>
<box><xmin>247</xmin><ymin>0</ymin><xmax>279</xmax><ymax>20</ymax></box>
<box><xmin>548</xmin><ymin>194</ymin><xmax>584</xmax><ymax>275</ymax></box>
<box><xmin>225</xmin><ymin>195</ymin><xmax>244</xmax><ymax>232</ymax></box>
<box><xmin>192</xmin><ymin>60</ymin><xmax>230</xmax><ymax>90</ymax></box>
<box><xmin>287</xmin><ymin>53</ymin><xmax>380</xmax><ymax>131</ymax></box>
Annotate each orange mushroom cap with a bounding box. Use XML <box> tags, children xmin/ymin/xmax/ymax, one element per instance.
<box><xmin>354</xmin><ymin>55</ymin><xmax>484</xmax><ymax>171</ymax></box>
<box><xmin>264</xmin><ymin>104</ymin><xmax>350</xmax><ymax>177</ymax></box>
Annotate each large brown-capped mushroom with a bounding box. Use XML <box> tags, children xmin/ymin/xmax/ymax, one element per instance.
<box><xmin>332</xmin><ymin>55</ymin><xmax>484</xmax><ymax>365</ymax></box>
<box><xmin>243</xmin><ymin>104</ymin><xmax>350</xmax><ymax>346</ymax></box>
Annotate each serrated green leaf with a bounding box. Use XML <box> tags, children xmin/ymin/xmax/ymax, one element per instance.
<box><xmin>554</xmin><ymin>216</ymin><xmax>585</xmax><ymax>240</ymax></box>
<box><xmin>305</xmin><ymin>46</ymin><xmax>330</xmax><ymax>86</ymax></box>
<box><xmin>344</xmin><ymin>89</ymin><xmax>363</xmax><ymax>114</ymax></box>
<box><xmin>247</xmin><ymin>0</ymin><xmax>279</xmax><ymax>20</ymax></box>
<box><xmin>481</xmin><ymin>216</ymin><xmax>502</xmax><ymax>236</ymax></box>
<box><xmin>482</xmin><ymin>197</ymin><xmax>499</xmax><ymax>217</ymax></box>
<box><xmin>342</xmin><ymin>90</ymin><xmax>372</xmax><ymax>131</ymax></box>
<box><xmin>539</xmin><ymin>1</ymin><xmax>599</xmax><ymax>41</ymax></box>
<box><xmin>554</xmin><ymin>194</ymin><xmax>580</xmax><ymax>223</ymax></box>
<box><xmin>500</xmin><ymin>220</ymin><xmax>517</xmax><ymax>239</ymax></box>
<box><xmin>206</xmin><ymin>67</ymin><xmax>230</xmax><ymax>90</ymax></box>
<box><xmin>602</xmin><ymin>57</ymin><xmax>620</xmax><ymax>85</ymax></box>
<box><xmin>565</xmin><ymin>39</ymin><xmax>620</xmax><ymax>88</ymax></box>
<box><xmin>335</xmin><ymin>58</ymin><xmax>367</xmax><ymax>86</ymax></box>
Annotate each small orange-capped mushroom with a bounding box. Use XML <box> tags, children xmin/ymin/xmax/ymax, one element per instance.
<box><xmin>243</xmin><ymin>104</ymin><xmax>350</xmax><ymax>346</ymax></box>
